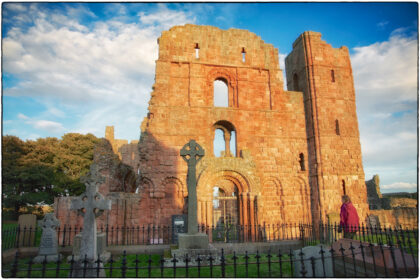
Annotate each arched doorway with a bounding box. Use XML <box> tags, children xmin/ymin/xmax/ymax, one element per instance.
<box><xmin>196</xmin><ymin>164</ymin><xmax>261</xmax><ymax>243</ymax></box>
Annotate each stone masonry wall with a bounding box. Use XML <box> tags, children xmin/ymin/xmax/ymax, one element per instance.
<box><xmin>285</xmin><ymin>31</ymin><xmax>369</xmax><ymax>223</ymax></box>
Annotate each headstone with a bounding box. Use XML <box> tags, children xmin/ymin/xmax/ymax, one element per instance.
<box><xmin>332</xmin><ymin>239</ymin><xmax>418</xmax><ymax>277</ymax></box>
<box><xmin>68</xmin><ymin>164</ymin><xmax>111</xmax><ymax>277</ymax></box>
<box><xmin>366</xmin><ymin>214</ymin><xmax>380</xmax><ymax>228</ymax></box>
<box><xmin>33</xmin><ymin>213</ymin><xmax>62</xmax><ymax>263</ymax></box>
<box><xmin>293</xmin><ymin>245</ymin><xmax>333</xmax><ymax>277</ymax></box>
<box><xmin>171</xmin><ymin>215</ymin><xmax>187</xmax><ymax>244</ymax></box>
<box><xmin>17</xmin><ymin>214</ymin><xmax>37</xmax><ymax>246</ymax></box>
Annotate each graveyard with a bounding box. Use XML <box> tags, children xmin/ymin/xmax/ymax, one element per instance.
<box><xmin>1</xmin><ymin>9</ymin><xmax>418</xmax><ymax>279</ymax></box>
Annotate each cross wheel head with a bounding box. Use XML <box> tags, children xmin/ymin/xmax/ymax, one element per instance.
<box><xmin>180</xmin><ymin>140</ymin><xmax>205</xmax><ymax>164</ymax></box>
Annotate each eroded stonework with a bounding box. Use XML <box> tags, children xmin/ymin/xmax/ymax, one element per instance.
<box><xmin>56</xmin><ymin>25</ymin><xmax>372</xmax><ymax>237</ymax></box>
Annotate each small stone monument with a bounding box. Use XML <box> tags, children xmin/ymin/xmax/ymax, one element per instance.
<box><xmin>69</xmin><ymin>164</ymin><xmax>111</xmax><ymax>277</ymax></box>
<box><xmin>17</xmin><ymin>214</ymin><xmax>37</xmax><ymax>246</ymax></box>
<box><xmin>170</xmin><ymin>140</ymin><xmax>218</xmax><ymax>265</ymax></box>
<box><xmin>293</xmin><ymin>245</ymin><xmax>333</xmax><ymax>277</ymax></box>
<box><xmin>33</xmin><ymin>213</ymin><xmax>62</xmax><ymax>263</ymax></box>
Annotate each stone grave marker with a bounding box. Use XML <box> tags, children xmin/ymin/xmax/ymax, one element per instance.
<box><xmin>17</xmin><ymin>214</ymin><xmax>37</xmax><ymax>246</ymax></box>
<box><xmin>33</xmin><ymin>213</ymin><xmax>62</xmax><ymax>263</ymax></box>
<box><xmin>171</xmin><ymin>214</ymin><xmax>187</xmax><ymax>244</ymax></box>
<box><xmin>293</xmin><ymin>245</ymin><xmax>333</xmax><ymax>277</ymax></box>
<box><xmin>332</xmin><ymin>239</ymin><xmax>418</xmax><ymax>277</ymax></box>
<box><xmin>68</xmin><ymin>164</ymin><xmax>111</xmax><ymax>277</ymax></box>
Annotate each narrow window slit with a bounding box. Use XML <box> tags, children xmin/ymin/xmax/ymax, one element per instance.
<box><xmin>331</xmin><ymin>69</ymin><xmax>335</xmax><ymax>83</ymax></box>
<box><xmin>241</xmin><ymin>47</ymin><xmax>246</xmax><ymax>62</ymax></box>
<box><xmin>335</xmin><ymin>119</ymin><xmax>340</xmax><ymax>135</ymax></box>
<box><xmin>195</xmin><ymin>43</ymin><xmax>200</xmax><ymax>59</ymax></box>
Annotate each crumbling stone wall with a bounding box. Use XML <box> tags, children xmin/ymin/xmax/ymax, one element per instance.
<box><xmin>55</xmin><ymin>25</ymin><xmax>373</xmax><ymax>236</ymax></box>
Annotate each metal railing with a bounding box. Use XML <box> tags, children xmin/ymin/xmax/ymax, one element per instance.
<box><xmin>2</xmin><ymin>241</ymin><xmax>418</xmax><ymax>277</ymax></box>
<box><xmin>2</xmin><ymin>223</ymin><xmax>303</xmax><ymax>249</ymax></box>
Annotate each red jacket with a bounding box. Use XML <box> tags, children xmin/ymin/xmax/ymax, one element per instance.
<box><xmin>340</xmin><ymin>202</ymin><xmax>360</xmax><ymax>232</ymax></box>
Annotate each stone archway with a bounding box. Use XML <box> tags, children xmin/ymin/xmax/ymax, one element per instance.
<box><xmin>195</xmin><ymin>153</ymin><xmax>261</xmax><ymax>241</ymax></box>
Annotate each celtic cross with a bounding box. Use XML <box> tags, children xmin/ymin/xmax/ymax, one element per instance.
<box><xmin>180</xmin><ymin>140</ymin><xmax>204</xmax><ymax>234</ymax></box>
<box><xmin>70</xmin><ymin>170</ymin><xmax>111</xmax><ymax>262</ymax></box>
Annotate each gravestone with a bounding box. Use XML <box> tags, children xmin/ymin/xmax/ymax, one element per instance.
<box><xmin>366</xmin><ymin>214</ymin><xmax>380</xmax><ymax>228</ymax></box>
<box><xmin>17</xmin><ymin>214</ymin><xmax>37</xmax><ymax>247</ymax></box>
<box><xmin>332</xmin><ymin>239</ymin><xmax>418</xmax><ymax>277</ymax></box>
<box><xmin>33</xmin><ymin>213</ymin><xmax>62</xmax><ymax>263</ymax></box>
<box><xmin>68</xmin><ymin>164</ymin><xmax>111</xmax><ymax>277</ymax></box>
<box><xmin>171</xmin><ymin>214</ymin><xmax>187</xmax><ymax>244</ymax></box>
<box><xmin>327</xmin><ymin>212</ymin><xmax>342</xmax><ymax>241</ymax></box>
<box><xmin>293</xmin><ymin>245</ymin><xmax>333</xmax><ymax>277</ymax></box>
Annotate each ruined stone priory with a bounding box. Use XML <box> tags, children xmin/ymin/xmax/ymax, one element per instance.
<box><xmin>55</xmin><ymin>24</ymin><xmax>372</xmax><ymax>235</ymax></box>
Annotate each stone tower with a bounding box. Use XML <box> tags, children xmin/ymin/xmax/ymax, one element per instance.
<box><xmin>137</xmin><ymin>25</ymin><xmax>369</xmax><ymax>231</ymax></box>
<box><xmin>285</xmin><ymin>31</ymin><xmax>369</xmax><ymax>223</ymax></box>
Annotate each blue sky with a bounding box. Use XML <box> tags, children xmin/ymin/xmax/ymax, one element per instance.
<box><xmin>2</xmin><ymin>2</ymin><xmax>418</xmax><ymax>193</ymax></box>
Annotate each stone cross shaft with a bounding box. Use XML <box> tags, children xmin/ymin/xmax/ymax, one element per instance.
<box><xmin>180</xmin><ymin>140</ymin><xmax>204</xmax><ymax>234</ymax></box>
<box><xmin>71</xmin><ymin>181</ymin><xmax>111</xmax><ymax>261</ymax></box>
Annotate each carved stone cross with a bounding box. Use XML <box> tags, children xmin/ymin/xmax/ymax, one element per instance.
<box><xmin>70</xmin><ymin>172</ymin><xmax>111</xmax><ymax>262</ymax></box>
<box><xmin>180</xmin><ymin>140</ymin><xmax>204</xmax><ymax>234</ymax></box>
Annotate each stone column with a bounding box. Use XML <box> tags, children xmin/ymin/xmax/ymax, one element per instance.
<box><xmin>223</xmin><ymin>131</ymin><xmax>231</xmax><ymax>157</ymax></box>
<box><xmin>249</xmin><ymin>195</ymin><xmax>255</xmax><ymax>242</ymax></box>
<box><xmin>238</xmin><ymin>194</ymin><xmax>243</xmax><ymax>241</ymax></box>
<box><xmin>241</xmin><ymin>193</ymin><xmax>249</xmax><ymax>242</ymax></box>
<box><xmin>206</xmin><ymin>200</ymin><xmax>213</xmax><ymax>242</ymax></box>
<box><xmin>197</xmin><ymin>200</ymin><xmax>202</xmax><ymax>227</ymax></box>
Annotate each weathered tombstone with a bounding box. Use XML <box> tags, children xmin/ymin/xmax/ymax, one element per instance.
<box><xmin>68</xmin><ymin>164</ymin><xmax>111</xmax><ymax>277</ymax></box>
<box><xmin>171</xmin><ymin>214</ymin><xmax>187</xmax><ymax>244</ymax></box>
<box><xmin>33</xmin><ymin>213</ymin><xmax>62</xmax><ymax>263</ymax></box>
<box><xmin>293</xmin><ymin>245</ymin><xmax>333</xmax><ymax>277</ymax></box>
<box><xmin>332</xmin><ymin>239</ymin><xmax>418</xmax><ymax>277</ymax></box>
<box><xmin>17</xmin><ymin>214</ymin><xmax>37</xmax><ymax>246</ymax></box>
<box><xmin>366</xmin><ymin>214</ymin><xmax>380</xmax><ymax>228</ymax></box>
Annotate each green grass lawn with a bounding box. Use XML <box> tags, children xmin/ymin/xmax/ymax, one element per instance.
<box><xmin>2</xmin><ymin>253</ymin><xmax>294</xmax><ymax>278</ymax></box>
<box><xmin>2</xmin><ymin>223</ymin><xmax>42</xmax><ymax>250</ymax></box>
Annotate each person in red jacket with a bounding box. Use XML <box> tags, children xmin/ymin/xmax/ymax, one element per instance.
<box><xmin>340</xmin><ymin>195</ymin><xmax>360</xmax><ymax>239</ymax></box>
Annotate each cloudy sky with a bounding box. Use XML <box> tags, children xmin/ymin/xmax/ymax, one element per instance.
<box><xmin>2</xmin><ymin>3</ymin><xmax>418</xmax><ymax>193</ymax></box>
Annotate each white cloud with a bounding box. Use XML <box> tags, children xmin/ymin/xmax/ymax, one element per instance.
<box><xmin>3</xmin><ymin>5</ymin><xmax>196</xmax><ymax>140</ymax></box>
<box><xmin>381</xmin><ymin>182</ymin><xmax>417</xmax><ymax>193</ymax></box>
<box><xmin>351</xmin><ymin>30</ymin><xmax>418</xmax><ymax>187</ymax></box>
<box><xmin>33</xmin><ymin>120</ymin><xmax>64</xmax><ymax>132</ymax></box>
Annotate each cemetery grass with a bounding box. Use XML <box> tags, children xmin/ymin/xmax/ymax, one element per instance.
<box><xmin>2</xmin><ymin>253</ymin><xmax>293</xmax><ymax>278</ymax></box>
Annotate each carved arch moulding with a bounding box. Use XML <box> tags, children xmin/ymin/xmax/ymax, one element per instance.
<box><xmin>206</xmin><ymin>67</ymin><xmax>238</xmax><ymax>107</ymax></box>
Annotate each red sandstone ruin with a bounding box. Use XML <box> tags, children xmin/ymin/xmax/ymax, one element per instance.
<box><xmin>56</xmin><ymin>25</ymin><xmax>375</xmax><ymax>237</ymax></box>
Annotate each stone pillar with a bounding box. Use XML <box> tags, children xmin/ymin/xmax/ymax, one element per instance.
<box><xmin>241</xmin><ymin>193</ymin><xmax>249</xmax><ymax>242</ymax></box>
<box><xmin>249</xmin><ymin>195</ymin><xmax>255</xmax><ymax>242</ymax></box>
<box><xmin>206</xmin><ymin>200</ymin><xmax>213</xmax><ymax>242</ymax></box>
<box><xmin>223</xmin><ymin>131</ymin><xmax>231</xmax><ymax>157</ymax></box>
<box><xmin>238</xmin><ymin>194</ymin><xmax>243</xmax><ymax>241</ymax></box>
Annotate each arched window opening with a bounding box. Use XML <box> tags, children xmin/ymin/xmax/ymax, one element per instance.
<box><xmin>331</xmin><ymin>69</ymin><xmax>335</xmax><ymax>83</ymax></box>
<box><xmin>299</xmin><ymin>153</ymin><xmax>305</xmax><ymax>171</ymax></box>
<box><xmin>342</xmin><ymin>180</ymin><xmax>346</xmax><ymax>195</ymax></box>
<box><xmin>335</xmin><ymin>119</ymin><xmax>340</xmax><ymax>135</ymax></box>
<box><xmin>195</xmin><ymin>43</ymin><xmax>200</xmax><ymax>59</ymax></box>
<box><xmin>293</xmin><ymin>73</ymin><xmax>299</xmax><ymax>91</ymax></box>
<box><xmin>213</xmin><ymin>120</ymin><xmax>236</xmax><ymax>157</ymax></box>
<box><xmin>214</xmin><ymin>79</ymin><xmax>229</xmax><ymax>107</ymax></box>
<box><xmin>241</xmin><ymin>47</ymin><xmax>246</xmax><ymax>62</ymax></box>
<box><xmin>213</xmin><ymin>128</ymin><xmax>225</xmax><ymax>157</ymax></box>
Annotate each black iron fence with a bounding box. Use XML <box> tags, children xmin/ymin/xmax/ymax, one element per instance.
<box><xmin>2</xmin><ymin>222</ymin><xmax>418</xmax><ymax>251</ymax></box>
<box><xmin>2</xmin><ymin>240</ymin><xmax>418</xmax><ymax>278</ymax></box>
<box><xmin>2</xmin><ymin>223</ymin><xmax>304</xmax><ymax>249</ymax></box>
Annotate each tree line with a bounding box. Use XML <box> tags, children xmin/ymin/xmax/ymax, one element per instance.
<box><xmin>2</xmin><ymin>133</ymin><xmax>100</xmax><ymax>220</ymax></box>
